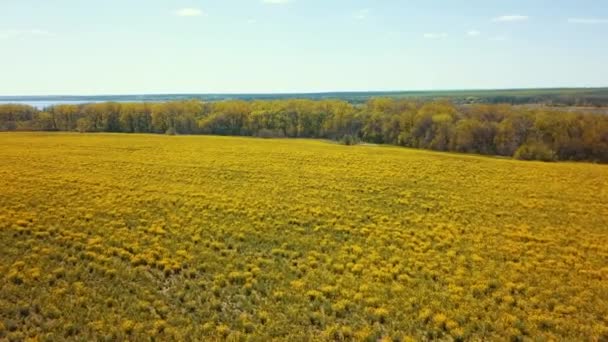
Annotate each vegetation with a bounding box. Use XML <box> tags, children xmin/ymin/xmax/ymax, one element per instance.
<box><xmin>339</xmin><ymin>134</ymin><xmax>360</xmax><ymax>146</ymax></box>
<box><xmin>2</xmin><ymin>87</ymin><xmax>608</xmax><ymax>105</ymax></box>
<box><xmin>1</xmin><ymin>98</ymin><xmax>607</xmax><ymax>163</ymax></box>
<box><xmin>1</xmin><ymin>133</ymin><xmax>607</xmax><ymax>341</ymax></box>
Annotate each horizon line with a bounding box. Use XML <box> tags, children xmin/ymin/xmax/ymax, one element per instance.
<box><xmin>2</xmin><ymin>86</ymin><xmax>608</xmax><ymax>98</ymax></box>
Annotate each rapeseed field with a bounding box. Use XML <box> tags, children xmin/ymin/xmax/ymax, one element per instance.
<box><xmin>1</xmin><ymin>132</ymin><xmax>607</xmax><ymax>341</ymax></box>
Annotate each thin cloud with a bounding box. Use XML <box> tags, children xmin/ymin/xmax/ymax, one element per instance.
<box><xmin>262</xmin><ymin>0</ymin><xmax>291</xmax><ymax>4</ymax></box>
<box><xmin>354</xmin><ymin>9</ymin><xmax>370</xmax><ymax>20</ymax></box>
<box><xmin>0</xmin><ymin>29</ymin><xmax>54</xmax><ymax>40</ymax></box>
<box><xmin>492</xmin><ymin>15</ymin><xmax>529</xmax><ymax>22</ymax></box>
<box><xmin>247</xmin><ymin>19</ymin><xmax>258</xmax><ymax>24</ymax></box>
<box><xmin>174</xmin><ymin>8</ymin><xmax>204</xmax><ymax>17</ymax></box>
<box><xmin>568</xmin><ymin>18</ymin><xmax>608</xmax><ymax>24</ymax></box>
<box><xmin>467</xmin><ymin>30</ymin><xmax>481</xmax><ymax>37</ymax></box>
<box><xmin>423</xmin><ymin>33</ymin><xmax>448</xmax><ymax>39</ymax></box>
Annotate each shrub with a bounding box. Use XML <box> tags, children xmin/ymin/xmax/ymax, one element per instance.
<box><xmin>165</xmin><ymin>127</ymin><xmax>177</xmax><ymax>135</ymax></box>
<box><xmin>514</xmin><ymin>142</ymin><xmax>556</xmax><ymax>162</ymax></box>
<box><xmin>339</xmin><ymin>134</ymin><xmax>360</xmax><ymax>146</ymax></box>
<box><xmin>257</xmin><ymin>129</ymin><xmax>285</xmax><ymax>139</ymax></box>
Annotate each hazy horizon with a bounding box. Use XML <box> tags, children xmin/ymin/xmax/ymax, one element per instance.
<box><xmin>2</xmin><ymin>86</ymin><xmax>608</xmax><ymax>99</ymax></box>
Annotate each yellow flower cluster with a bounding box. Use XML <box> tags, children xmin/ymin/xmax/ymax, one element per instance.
<box><xmin>1</xmin><ymin>132</ymin><xmax>607</xmax><ymax>340</ymax></box>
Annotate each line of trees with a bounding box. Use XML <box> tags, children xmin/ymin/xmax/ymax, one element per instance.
<box><xmin>1</xmin><ymin>99</ymin><xmax>607</xmax><ymax>162</ymax></box>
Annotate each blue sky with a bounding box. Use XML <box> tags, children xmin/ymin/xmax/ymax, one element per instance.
<box><xmin>1</xmin><ymin>0</ymin><xmax>607</xmax><ymax>95</ymax></box>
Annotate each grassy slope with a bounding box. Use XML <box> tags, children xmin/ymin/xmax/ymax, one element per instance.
<box><xmin>1</xmin><ymin>133</ymin><xmax>607</xmax><ymax>341</ymax></box>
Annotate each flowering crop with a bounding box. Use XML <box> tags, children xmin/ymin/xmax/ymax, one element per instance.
<box><xmin>1</xmin><ymin>132</ymin><xmax>607</xmax><ymax>340</ymax></box>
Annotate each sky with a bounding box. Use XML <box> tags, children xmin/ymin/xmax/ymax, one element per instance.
<box><xmin>1</xmin><ymin>0</ymin><xmax>607</xmax><ymax>95</ymax></box>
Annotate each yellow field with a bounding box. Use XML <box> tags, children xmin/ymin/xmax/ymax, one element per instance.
<box><xmin>1</xmin><ymin>133</ymin><xmax>607</xmax><ymax>341</ymax></box>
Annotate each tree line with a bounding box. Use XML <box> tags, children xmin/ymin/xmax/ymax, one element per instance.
<box><xmin>1</xmin><ymin>99</ymin><xmax>607</xmax><ymax>162</ymax></box>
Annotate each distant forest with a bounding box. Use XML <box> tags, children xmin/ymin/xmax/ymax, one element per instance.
<box><xmin>2</xmin><ymin>87</ymin><xmax>608</xmax><ymax>105</ymax></box>
<box><xmin>1</xmin><ymin>98</ymin><xmax>607</xmax><ymax>163</ymax></box>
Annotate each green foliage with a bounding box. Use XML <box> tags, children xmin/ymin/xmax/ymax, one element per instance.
<box><xmin>257</xmin><ymin>128</ymin><xmax>285</xmax><ymax>139</ymax></box>
<box><xmin>514</xmin><ymin>142</ymin><xmax>556</xmax><ymax>161</ymax></box>
<box><xmin>0</xmin><ymin>104</ymin><xmax>37</xmax><ymax>130</ymax></box>
<box><xmin>0</xmin><ymin>99</ymin><xmax>607</xmax><ymax>162</ymax></box>
<box><xmin>339</xmin><ymin>134</ymin><xmax>360</xmax><ymax>146</ymax></box>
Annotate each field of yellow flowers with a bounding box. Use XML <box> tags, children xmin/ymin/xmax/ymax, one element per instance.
<box><xmin>1</xmin><ymin>132</ymin><xmax>607</xmax><ymax>341</ymax></box>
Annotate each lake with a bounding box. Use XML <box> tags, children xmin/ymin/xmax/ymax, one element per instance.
<box><xmin>0</xmin><ymin>100</ymin><xmax>126</xmax><ymax>110</ymax></box>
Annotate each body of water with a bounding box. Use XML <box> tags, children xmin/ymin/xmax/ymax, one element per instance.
<box><xmin>0</xmin><ymin>100</ymin><xmax>130</xmax><ymax>110</ymax></box>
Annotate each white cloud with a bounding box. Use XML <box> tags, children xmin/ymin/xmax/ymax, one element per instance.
<box><xmin>423</xmin><ymin>33</ymin><xmax>448</xmax><ymax>39</ymax></box>
<box><xmin>467</xmin><ymin>30</ymin><xmax>481</xmax><ymax>36</ymax></box>
<box><xmin>174</xmin><ymin>8</ymin><xmax>204</xmax><ymax>17</ymax></box>
<box><xmin>0</xmin><ymin>29</ymin><xmax>53</xmax><ymax>40</ymax></box>
<box><xmin>492</xmin><ymin>15</ymin><xmax>529</xmax><ymax>22</ymax></box>
<box><xmin>354</xmin><ymin>9</ymin><xmax>370</xmax><ymax>20</ymax></box>
<box><xmin>568</xmin><ymin>18</ymin><xmax>608</xmax><ymax>24</ymax></box>
<box><xmin>262</xmin><ymin>0</ymin><xmax>291</xmax><ymax>4</ymax></box>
